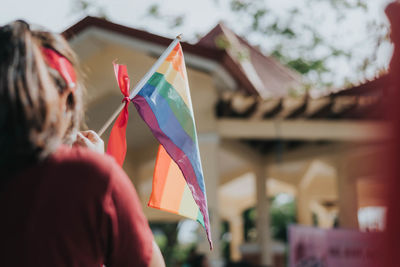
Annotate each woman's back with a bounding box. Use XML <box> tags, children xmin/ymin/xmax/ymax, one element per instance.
<box><xmin>0</xmin><ymin>20</ymin><xmax>164</xmax><ymax>267</ymax></box>
<box><xmin>0</xmin><ymin>145</ymin><xmax>153</xmax><ymax>267</ymax></box>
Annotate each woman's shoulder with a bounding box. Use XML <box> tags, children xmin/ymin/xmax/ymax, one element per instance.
<box><xmin>49</xmin><ymin>145</ymin><xmax>122</xmax><ymax>183</ymax></box>
<box><xmin>53</xmin><ymin>145</ymin><xmax>114</xmax><ymax>165</ymax></box>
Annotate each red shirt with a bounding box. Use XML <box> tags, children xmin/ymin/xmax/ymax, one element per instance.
<box><xmin>0</xmin><ymin>145</ymin><xmax>153</xmax><ymax>267</ymax></box>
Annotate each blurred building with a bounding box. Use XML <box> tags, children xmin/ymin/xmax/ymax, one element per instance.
<box><xmin>64</xmin><ymin>17</ymin><xmax>388</xmax><ymax>267</ymax></box>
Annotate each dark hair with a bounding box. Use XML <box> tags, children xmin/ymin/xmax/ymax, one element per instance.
<box><xmin>0</xmin><ymin>20</ymin><xmax>84</xmax><ymax>178</ymax></box>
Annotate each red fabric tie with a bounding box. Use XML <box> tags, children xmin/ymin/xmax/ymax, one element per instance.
<box><xmin>106</xmin><ymin>63</ymin><xmax>131</xmax><ymax>166</ymax></box>
<box><xmin>123</xmin><ymin>96</ymin><xmax>130</xmax><ymax>103</ymax></box>
<box><xmin>41</xmin><ymin>47</ymin><xmax>77</xmax><ymax>91</ymax></box>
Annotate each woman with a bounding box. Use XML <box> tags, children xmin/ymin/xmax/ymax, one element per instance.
<box><xmin>0</xmin><ymin>20</ymin><xmax>164</xmax><ymax>267</ymax></box>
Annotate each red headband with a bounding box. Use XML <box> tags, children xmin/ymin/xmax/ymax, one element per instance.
<box><xmin>41</xmin><ymin>47</ymin><xmax>77</xmax><ymax>91</ymax></box>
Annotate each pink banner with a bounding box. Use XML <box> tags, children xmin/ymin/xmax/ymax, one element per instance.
<box><xmin>289</xmin><ymin>225</ymin><xmax>383</xmax><ymax>267</ymax></box>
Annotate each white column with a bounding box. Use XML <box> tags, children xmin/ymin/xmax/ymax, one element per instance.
<box><xmin>255</xmin><ymin>164</ymin><xmax>272</xmax><ymax>266</ymax></box>
<box><xmin>297</xmin><ymin>189</ymin><xmax>313</xmax><ymax>226</ymax></box>
<box><xmin>229</xmin><ymin>214</ymin><xmax>244</xmax><ymax>262</ymax></box>
<box><xmin>336</xmin><ymin>158</ymin><xmax>359</xmax><ymax>229</ymax></box>
<box><xmin>197</xmin><ymin>134</ymin><xmax>222</xmax><ymax>267</ymax></box>
<box><xmin>296</xmin><ymin>162</ymin><xmax>315</xmax><ymax>226</ymax></box>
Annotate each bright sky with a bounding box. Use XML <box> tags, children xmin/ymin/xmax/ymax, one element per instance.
<box><xmin>0</xmin><ymin>0</ymin><xmax>393</xmax><ymax>88</ymax></box>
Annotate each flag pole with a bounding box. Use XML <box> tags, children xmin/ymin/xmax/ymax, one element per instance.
<box><xmin>97</xmin><ymin>34</ymin><xmax>182</xmax><ymax>137</ymax></box>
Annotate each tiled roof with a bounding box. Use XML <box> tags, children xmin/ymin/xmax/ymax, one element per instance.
<box><xmin>63</xmin><ymin>16</ymin><xmax>301</xmax><ymax>99</ymax></box>
<box><xmin>198</xmin><ymin>23</ymin><xmax>302</xmax><ymax>98</ymax></box>
<box><xmin>217</xmin><ymin>75</ymin><xmax>388</xmax><ymax>121</ymax></box>
<box><xmin>63</xmin><ymin>16</ymin><xmax>386</xmax><ymax>121</ymax></box>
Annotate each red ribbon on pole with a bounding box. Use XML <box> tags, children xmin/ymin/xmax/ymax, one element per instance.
<box><xmin>106</xmin><ymin>63</ymin><xmax>131</xmax><ymax>166</ymax></box>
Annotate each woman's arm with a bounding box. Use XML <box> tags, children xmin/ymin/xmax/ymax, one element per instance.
<box><xmin>102</xmin><ymin>149</ymin><xmax>165</xmax><ymax>266</ymax></box>
<box><xmin>149</xmin><ymin>241</ymin><xmax>165</xmax><ymax>267</ymax></box>
<box><xmin>74</xmin><ymin>130</ymin><xmax>165</xmax><ymax>266</ymax></box>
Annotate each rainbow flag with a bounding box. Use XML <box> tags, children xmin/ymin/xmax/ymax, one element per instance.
<box><xmin>132</xmin><ymin>43</ymin><xmax>212</xmax><ymax>248</ymax></box>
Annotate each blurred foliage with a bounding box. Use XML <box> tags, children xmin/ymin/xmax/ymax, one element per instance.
<box><xmin>287</xmin><ymin>58</ymin><xmax>327</xmax><ymax>75</ymax></box>
<box><xmin>223</xmin><ymin>0</ymin><xmax>383</xmax><ymax>86</ymax></box>
<box><xmin>221</xmin><ymin>221</ymin><xmax>231</xmax><ymax>261</ymax></box>
<box><xmin>243</xmin><ymin>194</ymin><xmax>297</xmax><ymax>243</ymax></box>
<box><xmin>312</xmin><ymin>212</ymin><xmax>319</xmax><ymax>226</ymax></box>
<box><xmin>243</xmin><ymin>207</ymin><xmax>257</xmax><ymax>242</ymax></box>
<box><xmin>150</xmin><ymin>222</ymin><xmax>181</xmax><ymax>266</ymax></box>
<box><xmin>147</xmin><ymin>4</ymin><xmax>185</xmax><ymax>28</ymax></box>
<box><xmin>147</xmin><ymin>195</ymin><xmax>296</xmax><ymax>264</ymax></box>
<box><xmin>324</xmin><ymin>0</ymin><xmax>368</xmax><ymax>10</ymax></box>
<box><xmin>270</xmin><ymin>196</ymin><xmax>297</xmax><ymax>242</ymax></box>
<box><xmin>143</xmin><ymin>0</ymin><xmax>388</xmax><ymax>88</ymax></box>
<box><xmin>73</xmin><ymin>0</ymin><xmax>389</xmax><ymax>88</ymax></box>
<box><xmin>71</xmin><ymin>0</ymin><xmax>108</xmax><ymax>19</ymax></box>
<box><xmin>151</xmin><ymin>221</ymin><xmax>232</xmax><ymax>265</ymax></box>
